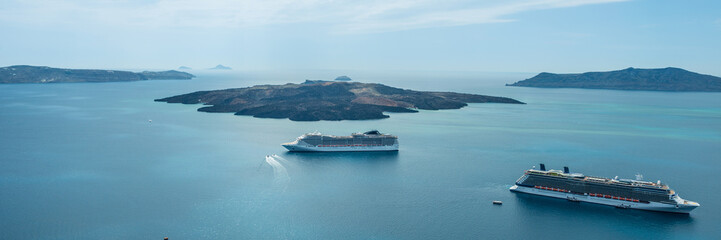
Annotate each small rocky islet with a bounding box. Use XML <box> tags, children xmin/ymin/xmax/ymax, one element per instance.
<box><xmin>155</xmin><ymin>80</ymin><xmax>525</xmax><ymax>121</ymax></box>
<box><xmin>334</xmin><ymin>75</ymin><xmax>352</xmax><ymax>81</ymax></box>
<box><xmin>209</xmin><ymin>64</ymin><xmax>232</xmax><ymax>70</ymax></box>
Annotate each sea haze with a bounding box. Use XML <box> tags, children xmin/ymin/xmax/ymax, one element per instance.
<box><xmin>1</xmin><ymin>71</ymin><xmax>719</xmax><ymax>239</ymax></box>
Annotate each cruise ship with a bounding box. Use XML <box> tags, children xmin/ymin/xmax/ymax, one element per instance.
<box><xmin>282</xmin><ymin>130</ymin><xmax>399</xmax><ymax>152</ymax></box>
<box><xmin>510</xmin><ymin>164</ymin><xmax>699</xmax><ymax>213</ymax></box>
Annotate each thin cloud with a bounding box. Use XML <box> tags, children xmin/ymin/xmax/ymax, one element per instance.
<box><xmin>0</xmin><ymin>0</ymin><xmax>628</xmax><ymax>33</ymax></box>
<box><xmin>337</xmin><ymin>0</ymin><xmax>630</xmax><ymax>33</ymax></box>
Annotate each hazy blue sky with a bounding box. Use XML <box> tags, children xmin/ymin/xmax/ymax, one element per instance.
<box><xmin>1</xmin><ymin>0</ymin><xmax>720</xmax><ymax>75</ymax></box>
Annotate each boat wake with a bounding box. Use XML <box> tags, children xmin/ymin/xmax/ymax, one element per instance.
<box><xmin>271</xmin><ymin>154</ymin><xmax>290</xmax><ymax>165</ymax></box>
<box><xmin>265</xmin><ymin>154</ymin><xmax>290</xmax><ymax>187</ymax></box>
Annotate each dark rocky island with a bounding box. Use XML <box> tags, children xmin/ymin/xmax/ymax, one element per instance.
<box><xmin>335</xmin><ymin>75</ymin><xmax>352</xmax><ymax>81</ymax></box>
<box><xmin>0</xmin><ymin>65</ymin><xmax>194</xmax><ymax>84</ymax></box>
<box><xmin>156</xmin><ymin>80</ymin><xmax>524</xmax><ymax>121</ymax></box>
<box><xmin>507</xmin><ymin>67</ymin><xmax>721</xmax><ymax>91</ymax></box>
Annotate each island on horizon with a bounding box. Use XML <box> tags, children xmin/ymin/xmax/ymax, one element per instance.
<box><xmin>209</xmin><ymin>64</ymin><xmax>232</xmax><ymax>70</ymax></box>
<box><xmin>0</xmin><ymin>65</ymin><xmax>194</xmax><ymax>84</ymax></box>
<box><xmin>334</xmin><ymin>75</ymin><xmax>352</xmax><ymax>81</ymax></box>
<box><xmin>506</xmin><ymin>67</ymin><xmax>721</xmax><ymax>92</ymax></box>
<box><xmin>155</xmin><ymin>80</ymin><xmax>524</xmax><ymax>121</ymax></box>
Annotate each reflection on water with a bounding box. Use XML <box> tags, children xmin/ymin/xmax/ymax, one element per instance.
<box><xmin>279</xmin><ymin>151</ymin><xmax>400</xmax><ymax>177</ymax></box>
<box><xmin>512</xmin><ymin>192</ymin><xmax>694</xmax><ymax>231</ymax></box>
<box><xmin>282</xmin><ymin>151</ymin><xmax>400</xmax><ymax>163</ymax></box>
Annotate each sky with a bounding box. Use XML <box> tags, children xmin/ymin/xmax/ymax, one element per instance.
<box><xmin>1</xmin><ymin>0</ymin><xmax>720</xmax><ymax>75</ymax></box>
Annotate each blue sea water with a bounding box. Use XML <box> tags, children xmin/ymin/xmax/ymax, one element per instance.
<box><xmin>1</xmin><ymin>70</ymin><xmax>720</xmax><ymax>239</ymax></box>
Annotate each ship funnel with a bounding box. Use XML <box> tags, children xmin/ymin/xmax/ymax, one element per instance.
<box><xmin>563</xmin><ymin>166</ymin><xmax>569</xmax><ymax>174</ymax></box>
<box><xmin>540</xmin><ymin>163</ymin><xmax>546</xmax><ymax>171</ymax></box>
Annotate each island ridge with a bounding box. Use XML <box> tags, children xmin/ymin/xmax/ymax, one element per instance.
<box><xmin>507</xmin><ymin>67</ymin><xmax>721</xmax><ymax>92</ymax></box>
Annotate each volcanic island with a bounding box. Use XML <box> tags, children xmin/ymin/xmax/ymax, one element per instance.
<box><xmin>155</xmin><ymin>80</ymin><xmax>524</xmax><ymax>121</ymax></box>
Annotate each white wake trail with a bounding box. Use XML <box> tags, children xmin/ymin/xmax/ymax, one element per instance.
<box><xmin>271</xmin><ymin>154</ymin><xmax>291</xmax><ymax>165</ymax></box>
<box><xmin>265</xmin><ymin>155</ymin><xmax>290</xmax><ymax>186</ymax></box>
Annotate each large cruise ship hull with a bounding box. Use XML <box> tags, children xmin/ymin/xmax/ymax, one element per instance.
<box><xmin>282</xmin><ymin>144</ymin><xmax>399</xmax><ymax>152</ymax></box>
<box><xmin>510</xmin><ymin>185</ymin><xmax>698</xmax><ymax>214</ymax></box>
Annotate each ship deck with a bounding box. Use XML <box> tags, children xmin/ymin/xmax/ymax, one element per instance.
<box><xmin>526</xmin><ymin>170</ymin><xmax>667</xmax><ymax>190</ymax></box>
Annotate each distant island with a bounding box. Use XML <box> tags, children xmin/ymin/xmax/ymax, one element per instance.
<box><xmin>335</xmin><ymin>75</ymin><xmax>352</xmax><ymax>81</ymax></box>
<box><xmin>209</xmin><ymin>64</ymin><xmax>232</xmax><ymax>70</ymax></box>
<box><xmin>507</xmin><ymin>67</ymin><xmax>721</xmax><ymax>92</ymax></box>
<box><xmin>178</xmin><ymin>66</ymin><xmax>192</xmax><ymax>70</ymax></box>
<box><xmin>156</xmin><ymin>80</ymin><xmax>524</xmax><ymax>121</ymax></box>
<box><xmin>0</xmin><ymin>65</ymin><xmax>194</xmax><ymax>84</ymax></box>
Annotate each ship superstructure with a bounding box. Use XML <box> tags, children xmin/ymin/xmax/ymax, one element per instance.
<box><xmin>510</xmin><ymin>164</ymin><xmax>699</xmax><ymax>213</ymax></box>
<box><xmin>282</xmin><ymin>130</ymin><xmax>398</xmax><ymax>152</ymax></box>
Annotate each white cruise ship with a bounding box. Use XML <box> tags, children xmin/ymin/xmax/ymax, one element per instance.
<box><xmin>282</xmin><ymin>130</ymin><xmax>398</xmax><ymax>152</ymax></box>
<box><xmin>510</xmin><ymin>164</ymin><xmax>699</xmax><ymax>213</ymax></box>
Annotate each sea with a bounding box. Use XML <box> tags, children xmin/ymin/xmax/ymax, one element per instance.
<box><xmin>1</xmin><ymin>70</ymin><xmax>719</xmax><ymax>239</ymax></box>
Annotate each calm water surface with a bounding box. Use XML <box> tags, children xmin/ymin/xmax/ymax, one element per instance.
<box><xmin>1</xmin><ymin>71</ymin><xmax>719</xmax><ymax>239</ymax></box>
